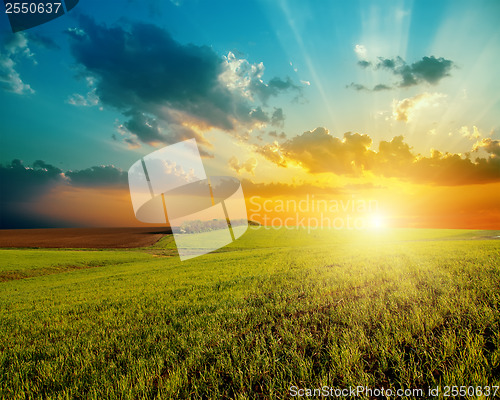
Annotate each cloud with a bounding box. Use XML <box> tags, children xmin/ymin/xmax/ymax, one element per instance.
<box><xmin>257</xmin><ymin>127</ymin><xmax>373</xmax><ymax>174</ymax></box>
<box><xmin>256</xmin><ymin>127</ymin><xmax>500</xmax><ymax>185</ymax></box>
<box><xmin>354</xmin><ymin>44</ymin><xmax>367</xmax><ymax>59</ymax></box>
<box><xmin>0</xmin><ymin>159</ymin><xmax>131</xmax><ymax>228</ymax></box>
<box><xmin>373</xmin><ymin>84</ymin><xmax>391</xmax><ymax>91</ymax></box>
<box><xmin>268</xmin><ymin>130</ymin><xmax>286</xmax><ymax>139</ymax></box>
<box><xmin>65</xmin><ymin>165</ymin><xmax>128</xmax><ymax>187</ymax></box>
<box><xmin>407</xmin><ymin>56</ymin><xmax>454</xmax><ymax>85</ymax></box>
<box><xmin>346</xmin><ymin>82</ymin><xmax>391</xmax><ymax>92</ymax></box>
<box><xmin>271</xmin><ymin>108</ymin><xmax>285</xmax><ymax>127</ymax></box>
<box><xmin>0</xmin><ymin>160</ymin><xmax>66</xmax><ymax>228</ymax></box>
<box><xmin>349</xmin><ymin>55</ymin><xmax>455</xmax><ymax>91</ymax></box>
<box><xmin>67</xmin><ymin>77</ymin><xmax>100</xmax><ymax>107</ymax></box>
<box><xmin>25</xmin><ymin>32</ymin><xmax>60</xmax><ymax>50</ymax></box>
<box><xmin>377</xmin><ymin>56</ymin><xmax>455</xmax><ymax>87</ymax></box>
<box><xmin>0</xmin><ymin>33</ymin><xmax>35</xmax><ymax>94</ymax></box>
<box><xmin>0</xmin><ymin>159</ymin><xmax>128</xmax><ymax>193</ymax></box>
<box><xmin>392</xmin><ymin>92</ymin><xmax>446</xmax><ymax>122</ymax></box>
<box><xmin>65</xmin><ymin>17</ymin><xmax>299</xmax><ymax>148</ymax></box>
<box><xmin>460</xmin><ymin>125</ymin><xmax>482</xmax><ymax>140</ymax></box>
<box><xmin>0</xmin><ymin>159</ymin><xmax>65</xmax><ymax>200</ymax></box>
<box><xmin>473</xmin><ymin>138</ymin><xmax>500</xmax><ymax>156</ymax></box>
<box><xmin>241</xmin><ymin>179</ymin><xmax>343</xmax><ymax>199</ymax></box>
<box><xmin>228</xmin><ymin>156</ymin><xmax>257</xmax><ymax>175</ymax></box>
<box><xmin>357</xmin><ymin>60</ymin><xmax>371</xmax><ymax>68</ymax></box>
<box><xmin>67</xmin><ymin>90</ymin><xmax>99</xmax><ymax>107</ymax></box>
<box><xmin>0</xmin><ymin>160</ymin><xmax>134</xmax><ymax>228</ymax></box>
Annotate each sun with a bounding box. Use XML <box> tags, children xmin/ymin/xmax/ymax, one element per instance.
<box><xmin>370</xmin><ymin>214</ymin><xmax>387</xmax><ymax>230</ymax></box>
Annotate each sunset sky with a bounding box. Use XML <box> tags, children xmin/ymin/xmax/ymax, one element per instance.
<box><xmin>1</xmin><ymin>0</ymin><xmax>499</xmax><ymax>229</ymax></box>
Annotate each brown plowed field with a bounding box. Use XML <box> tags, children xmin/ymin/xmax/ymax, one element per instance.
<box><xmin>0</xmin><ymin>227</ymin><xmax>172</xmax><ymax>248</ymax></box>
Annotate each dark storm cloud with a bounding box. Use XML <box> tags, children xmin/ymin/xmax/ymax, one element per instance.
<box><xmin>65</xmin><ymin>16</ymin><xmax>299</xmax><ymax>147</ymax></box>
<box><xmin>0</xmin><ymin>159</ymin><xmax>64</xmax><ymax>201</ymax></box>
<box><xmin>0</xmin><ymin>160</ymin><xmax>130</xmax><ymax>228</ymax></box>
<box><xmin>0</xmin><ymin>160</ymin><xmax>65</xmax><ymax>228</ymax></box>
<box><xmin>0</xmin><ymin>160</ymin><xmax>128</xmax><ymax>195</ymax></box>
<box><xmin>65</xmin><ymin>166</ymin><xmax>128</xmax><ymax>187</ymax></box>
<box><xmin>0</xmin><ymin>160</ymin><xmax>134</xmax><ymax>228</ymax></box>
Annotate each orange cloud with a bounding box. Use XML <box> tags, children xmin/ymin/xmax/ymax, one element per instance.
<box><xmin>256</xmin><ymin>128</ymin><xmax>500</xmax><ymax>186</ymax></box>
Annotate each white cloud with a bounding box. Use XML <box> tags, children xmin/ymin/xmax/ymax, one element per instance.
<box><xmin>0</xmin><ymin>33</ymin><xmax>35</xmax><ymax>95</ymax></box>
<box><xmin>354</xmin><ymin>44</ymin><xmax>367</xmax><ymax>60</ymax></box>
<box><xmin>67</xmin><ymin>88</ymin><xmax>99</xmax><ymax>107</ymax></box>
<box><xmin>392</xmin><ymin>92</ymin><xmax>446</xmax><ymax>123</ymax></box>
<box><xmin>219</xmin><ymin>51</ymin><xmax>264</xmax><ymax>101</ymax></box>
<box><xmin>460</xmin><ymin>125</ymin><xmax>482</xmax><ymax>140</ymax></box>
<box><xmin>67</xmin><ymin>76</ymin><xmax>100</xmax><ymax>107</ymax></box>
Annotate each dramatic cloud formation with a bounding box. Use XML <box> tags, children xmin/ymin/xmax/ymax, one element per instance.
<box><xmin>257</xmin><ymin>127</ymin><xmax>500</xmax><ymax>185</ymax></box>
<box><xmin>258</xmin><ymin>127</ymin><xmax>373</xmax><ymax>174</ymax></box>
<box><xmin>348</xmin><ymin>55</ymin><xmax>455</xmax><ymax>91</ymax></box>
<box><xmin>392</xmin><ymin>92</ymin><xmax>446</xmax><ymax>122</ymax></box>
<box><xmin>0</xmin><ymin>33</ymin><xmax>35</xmax><ymax>94</ymax></box>
<box><xmin>65</xmin><ymin>17</ymin><xmax>300</xmax><ymax>148</ymax></box>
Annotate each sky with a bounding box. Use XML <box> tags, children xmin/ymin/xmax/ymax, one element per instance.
<box><xmin>0</xmin><ymin>0</ymin><xmax>499</xmax><ymax>229</ymax></box>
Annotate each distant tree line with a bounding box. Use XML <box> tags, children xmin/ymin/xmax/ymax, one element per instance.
<box><xmin>180</xmin><ymin>219</ymin><xmax>250</xmax><ymax>234</ymax></box>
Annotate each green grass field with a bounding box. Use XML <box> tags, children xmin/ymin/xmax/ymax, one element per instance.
<box><xmin>1</xmin><ymin>228</ymin><xmax>499</xmax><ymax>399</ymax></box>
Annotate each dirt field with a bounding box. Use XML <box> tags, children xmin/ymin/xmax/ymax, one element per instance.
<box><xmin>0</xmin><ymin>227</ymin><xmax>172</xmax><ymax>248</ymax></box>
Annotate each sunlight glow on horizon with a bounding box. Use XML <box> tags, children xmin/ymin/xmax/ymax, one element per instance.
<box><xmin>369</xmin><ymin>214</ymin><xmax>388</xmax><ymax>230</ymax></box>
